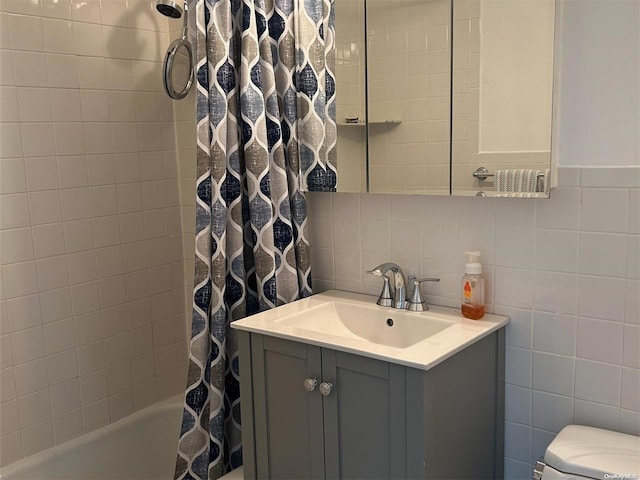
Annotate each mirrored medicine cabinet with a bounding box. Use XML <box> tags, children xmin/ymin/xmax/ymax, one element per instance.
<box><xmin>314</xmin><ymin>0</ymin><xmax>557</xmax><ymax>198</ymax></box>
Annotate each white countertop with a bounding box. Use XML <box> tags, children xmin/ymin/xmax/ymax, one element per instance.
<box><xmin>231</xmin><ymin>290</ymin><xmax>510</xmax><ymax>370</ymax></box>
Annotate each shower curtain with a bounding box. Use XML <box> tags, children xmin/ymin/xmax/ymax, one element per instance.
<box><xmin>174</xmin><ymin>0</ymin><xmax>335</xmax><ymax>479</ymax></box>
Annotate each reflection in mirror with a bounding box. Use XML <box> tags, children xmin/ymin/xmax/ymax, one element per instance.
<box><xmin>333</xmin><ymin>0</ymin><xmax>556</xmax><ymax>197</ymax></box>
<box><xmin>366</xmin><ymin>0</ymin><xmax>451</xmax><ymax>195</ymax></box>
<box><xmin>335</xmin><ymin>0</ymin><xmax>367</xmax><ymax>192</ymax></box>
<box><xmin>451</xmin><ymin>0</ymin><xmax>555</xmax><ymax>197</ymax></box>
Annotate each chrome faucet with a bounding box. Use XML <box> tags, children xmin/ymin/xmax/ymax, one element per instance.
<box><xmin>406</xmin><ymin>276</ymin><xmax>440</xmax><ymax>311</ymax></box>
<box><xmin>367</xmin><ymin>263</ymin><xmax>408</xmax><ymax>309</ymax></box>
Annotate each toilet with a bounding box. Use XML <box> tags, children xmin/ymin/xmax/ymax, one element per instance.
<box><xmin>533</xmin><ymin>425</ymin><xmax>640</xmax><ymax>480</ymax></box>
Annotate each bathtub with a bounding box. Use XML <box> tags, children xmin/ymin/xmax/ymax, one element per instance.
<box><xmin>0</xmin><ymin>396</ymin><xmax>183</xmax><ymax>480</ymax></box>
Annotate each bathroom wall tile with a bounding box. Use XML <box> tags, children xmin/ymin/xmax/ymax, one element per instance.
<box><xmin>63</xmin><ymin>219</ymin><xmax>94</xmax><ymax>253</ymax></box>
<box><xmin>42</xmin><ymin>0</ymin><xmax>72</xmax><ymax>20</ymax></box>
<box><xmin>70</xmin><ymin>281</ymin><xmax>101</xmax><ymax>316</ymax></box>
<box><xmin>83</xmin><ymin>122</ymin><xmax>113</xmax><ymax>154</ymax></box>
<box><xmin>535</xmin><ymin>230</ymin><xmax>579</xmax><ymax>273</ymax></box>
<box><xmin>504</xmin><ymin>458</ymin><xmax>533</xmax><ymax>480</ymax></box>
<box><xmin>619</xmin><ymin>410</ymin><xmax>640</xmax><ymax>436</ymax></box>
<box><xmin>21</xmin><ymin>123</ymin><xmax>56</xmax><ymax>157</ymax></box>
<box><xmin>505</xmin><ymin>347</ymin><xmax>531</xmax><ymax>388</ymax></box>
<box><xmin>1</xmin><ymin>398</ymin><xmax>21</xmax><ymax>435</ymax></box>
<box><xmin>532</xmin><ymin>352</ymin><xmax>575</xmax><ymax>397</ymax></box>
<box><xmin>579</xmin><ymin>232</ymin><xmax>628</xmax><ymax>277</ymax></box>
<box><xmin>81</xmin><ymin>397</ymin><xmax>110</xmax><ymax>433</ymax></box>
<box><xmin>533</xmin><ymin>271</ymin><xmax>577</xmax><ymax>315</ymax></box>
<box><xmin>21</xmin><ymin>419</ymin><xmax>55</xmax><ymax>457</ymax></box>
<box><xmin>495</xmin><ymin>306</ymin><xmax>532</xmax><ymax>349</ymax></box>
<box><xmin>505</xmin><ymin>383</ymin><xmax>531</xmax><ymax>425</ymax></box>
<box><xmin>60</xmin><ymin>187</ymin><xmax>91</xmax><ymax>221</ymax></box>
<box><xmin>42</xmin><ymin>18</ymin><xmax>75</xmax><ymax>54</ymax></box>
<box><xmin>533</xmin><ymin>312</ymin><xmax>576</xmax><ymax>356</ymax></box>
<box><xmin>39</xmin><ymin>287</ymin><xmax>72</xmax><ymax>324</ymax></box>
<box><xmin>49</xmin><ymin>89</ymin><xmax>82</xmax><ymax>122</ymax></box>
<box><xmin>146</xmin><ymin>237</ymin><xmax>169</xmax><ymax>267</ymax></box>
<box><xmin>0</xmin><ymin>158</ymin><xmax>26</xmax><ymax>193</ymax></box>
<box><xmin>45</xmin><ymin>53</ymin><xmax>78</xmax><ymax>88</ymax></box>
<box><xmin>495</xmin><ymin>228</ymin><xmax>534</xmax><ymax>269</ymax></box>
<box><xmin>101</xmin><ymin>304</ymin><xmax>127</xmax><ymax>337</ymax></box>
<box><xmin>625</xmin><ymin>280</ymin><xmax>640</xmax><ymax>325</ymax></box>
<box><xmin>17</xmin><ymin>389</ymin><xmax>52</xmax><ymax>429</ymax></box>
<box><xmin>79</xmin><ymin>369</ymin><xmax>108</xmax><ymax>404</ymax></box>
<box><xmin>31</xmin><ymin>223</ymin><xmax>64</xmax><ymax>258</ymax></box>
<box><xmin>53</xmin><ymin>122</ymin><xmax>85</xmax><ymax>155</ymax></box>
<box><xmin>623</xmin><ymin>325</ymin><xmax>640</xmax><ymax>369</ymax></box>
<box><xmin>577</xmin><ymin>275</ymin><xmax>626</xmax><ymax>322</ymax></box>
<box><xmin>0</xmin><ymin>123</ymin><xmax>23</xmax><ymax>158</ymax></box>
<box><xmin>0</xmin><ymin>193</ymin><xmax>30</xmax><ymax>228</ymax></box>
<box><xmin>53</xmin><ymin>408</ymin><xmax>83</xmax><ymax>444</ymax></box>
<box><xmin>105</xmin><ymin>58</ymin><xmax>133</xmax><ymax>90</ymax></box>
<box><xmin>627</xmin><ymin>235</ymin><xmax>639</xmax><ymax>279</ymax></box>
<box><xmin>35</xmin><ymin>255</ymin><xmax>68</xmax><ymax>291</ymax></box>
<box><xmin>112</xmin><ymin>122</ymin><xmax>139</xmax><ymax>153</ymax></box>
<box><xmin>581</xmin><ymin>168</ymin><xmax>640</xmax><ymax>189</ymax></box>
<box><xmin>574</xmin><ymin>400</ymin><xmax>620</xmax><ymax>431</ymax></box>
<box><xmin>57</xmin><ymin>155</ymin><xmax>88</xmax><ymax>188</ymax></box>
<box><xmin>98</xmin><ymin>275</ymin><xmax>126</xmax><ymax>308</ymax></box>
<box><xmin>109</xmin><ymin>387</ymin><xmax>133</xmax><ymax>421</ymax></box>
<box><xmin>621</xmin><ymin>368</ymin><xmax>640</xmax><ymax>411</ymax></box>
<box><xmin>76</xmin><ymin>340</ymin><xmax>105</xmax><ymax>375</ymax></box>
<box><xmin>12</xmin><ymin>51</ymin><xmax>48</xmax><ymax>87</ymax></box>
<box><xmin>8</xmin><ymin>14</ymin><xmax>44</xmax><ymax>52</ymax></box>
<box><xmin>106</xmin><ymin>360</ymin><xmax>132</xmax><ymax>394</ymax></box>
<box><xmin>531</xmin><ymin>428</ymin><xmax>557</xmax><ymax>464</ymax></box>
<box><xmin>6</xmin><ymin>294</ymin><xmax>42</xmax><ymax>332</ymax></box>
<box><xmin>629</xmin><ymin>190</ymin><xmax>639</xmax><ymax>235</ymax></box>
<box><xmin>49</xmin><ymin>379</ymin><xmax>81</xmax><ymax>416</ymax></box>
<box><xmin>0</xmin><ymin>431</ymin><xmax>23</xmax><ymax>467</ymax></box>
<box><xmin>14</xmin><ymin>358</ymin><xmax>49</xmax><ymax>397</ymax></box>
<box><xmin>74</xmin><ymin>21</ymin><xmax>103</xmax><ymax>56</ymax></box>
<box><xmin>76</xmin><ymin>56</ymin><xmax>107</xmax><ymax>89</ymax></box>
<box><xmin>504</xmin><ymin>422</ymin><xmax>531</xmax><ymax>463</ymax></box>
<box><xmin>16</xmin><ymin>87</ymin><xmax>51</xmax><ymax>122</ymax></box>
<box><xmin>91</xmin><ymin>215</ymin><xmax>121</xmax><ymax>248</ymax></box>
<box><xmin>575</xmin><ymin>359</ymin><xmax>621</xmax><ymax>407</ymax></box>
<box><xmin>536</xmin><ymin>187</ymin><xmax>580</xmax><ymax>230</ymax></box>
<box><xmin>89</xmin><ymin>185</ymin><xmax>119</xmax><ymax>218</ymax></box>
<box><xmin>494</xmin><ymin>267</ymin><xmax>534</xmax><ymax>309</ymax></box>
<box><xmin>577</xmin><ymin>317</ymin><xmax>623</xmax><ymax>365</ymax></box>
<box><xmin>25</xmin><ymin>156</ymin><xmax>59</xmax><ymax>191</ymax></box>
<box><xmin>2</xmin><ymin>261</ymin><xmax>39</xmax><ymax>299</ymax></box>
<box><xmin>80</xmin><ymin>89</ymin><xmax>110</xmax><ymax>122</ymax></box>
<box><xmin>86</xmin><ymin>154</ymin><xmax>116</xmax><ymax>186</ymax></box>
<box><xmin>46</xmin><ymin>348</ymin><xmax>77</xmax><ymax>385</ymax></box>
<box><xmin>581</xmin><ymin>188</ymin><xmax>629</xmax><ymax>233</ymax></box>
<box><xmin>66</xmin><ymin>250</ymin><xmax>98</xmax><ymax>285</ymax></box>
<box><xmin>42</xmin><ymin>318</ymin><xmax>75</xmax><ymax>355</ymax></box>
<box><xmin>532</xmin><ymin>391</ymin><xmax>573</xmax><ymax>433</ymax></box>
<box><xmin>0</xmin><ymin>227</ymin><xmax>34</xmax><ymax>265</ymax></box>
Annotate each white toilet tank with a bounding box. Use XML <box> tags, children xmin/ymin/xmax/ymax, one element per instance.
<box><xmin>534</xmin><ymin>425</ymin><xmax>640</xmax><ymax>480</ymax></box>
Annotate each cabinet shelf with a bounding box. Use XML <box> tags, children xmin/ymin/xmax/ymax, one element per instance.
<box><xmin>337</xmin><ymin>120</ymin><xmax>402</xmax><ymax>126</ymax></box>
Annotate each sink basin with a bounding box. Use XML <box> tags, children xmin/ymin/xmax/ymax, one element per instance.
<box><xmin>274</xmin><ymin>301</ymin><xmax>454</xmax><ymax>348</ymax></box>
<box><xmin>231</xmin><ymin>290</ymin><xmax>510</xmax><ymax>370</ymax></box>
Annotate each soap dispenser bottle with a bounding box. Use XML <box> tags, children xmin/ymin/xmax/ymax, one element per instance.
<box><xmin>461</xmin><ymin>251</ymin><xmax>485</xmax><ymax>320</ymax></box>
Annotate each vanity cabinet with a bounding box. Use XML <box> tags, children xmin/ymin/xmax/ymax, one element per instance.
<box><xmin>238</xmin><ymin>329</ymin><xmax>505</xmax><ymax>480</ymax></box>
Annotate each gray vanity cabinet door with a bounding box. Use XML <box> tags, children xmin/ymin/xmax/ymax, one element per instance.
<box><xmin>250</xmin><ymin>335</ymin><xmax>326</xmax><ymax>479</ymax></box>
<box><xmin>321</xmin><ymin>350</ymin><xmax>407</xmax><ymax>480</ymax></box>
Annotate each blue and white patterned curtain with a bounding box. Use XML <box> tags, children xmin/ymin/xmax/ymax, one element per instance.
<box><xmin>174</xmin><ymin>1</ymin><xmax>335</xmax><ymax>479</ymax></box>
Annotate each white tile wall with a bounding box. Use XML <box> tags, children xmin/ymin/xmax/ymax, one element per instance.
<box><xmin>0</xmin><ymin>0</ymin><xmax>188</xmax><ymax>467</ymax></box>
<box><xmin>307</xmin><ymin>165</ymin><xmax>640</xmax><ymax>476</ymax></box>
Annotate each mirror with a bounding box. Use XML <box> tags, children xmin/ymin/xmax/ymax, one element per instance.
<box><xmin>333</xmin><ymin>0</ymin><xmax>556</xmax><ymax>197</ymax></box>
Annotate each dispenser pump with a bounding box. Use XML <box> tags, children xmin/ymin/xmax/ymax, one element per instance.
<box><xmin>461</xmin><ymin>251</ymin><xmax>485</xmax><ymax>320</ymax></box>
<box><xmin>464</xmin><ymin>251</ymin><xmax>482</xmax><ymax>275</ymax></box>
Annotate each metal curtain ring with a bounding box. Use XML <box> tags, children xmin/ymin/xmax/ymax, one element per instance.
<box><xmin>163</xmin><ymin>36</ymin><xmax>194</xmax><ymax>100</ymax></box>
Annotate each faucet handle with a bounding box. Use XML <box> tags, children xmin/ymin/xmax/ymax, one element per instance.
<box><xmin>367</xmin><ymin>270</ymin><xmax>393</xmax><ymax>307</ymax></box>
<box><xmin>406</xmin><ymin>276</ymin><xmax>440</xmax><ymax>312</ymax></box>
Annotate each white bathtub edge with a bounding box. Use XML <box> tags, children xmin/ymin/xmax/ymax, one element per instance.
<box><xmin>0</xmin><ymin>394</ymin><xmax>184</xmax><ymax>478</ymax></box>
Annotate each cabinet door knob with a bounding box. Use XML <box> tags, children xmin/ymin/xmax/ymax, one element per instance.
<box><xmin>319</xmin><ymin>382</ymin><xmax>333</xmax><ymax>396</ymax></box>
<box><xmin>304</xmin><ymin>378</ymin><xmax>318</xmax><ymax>392</ymax></box>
